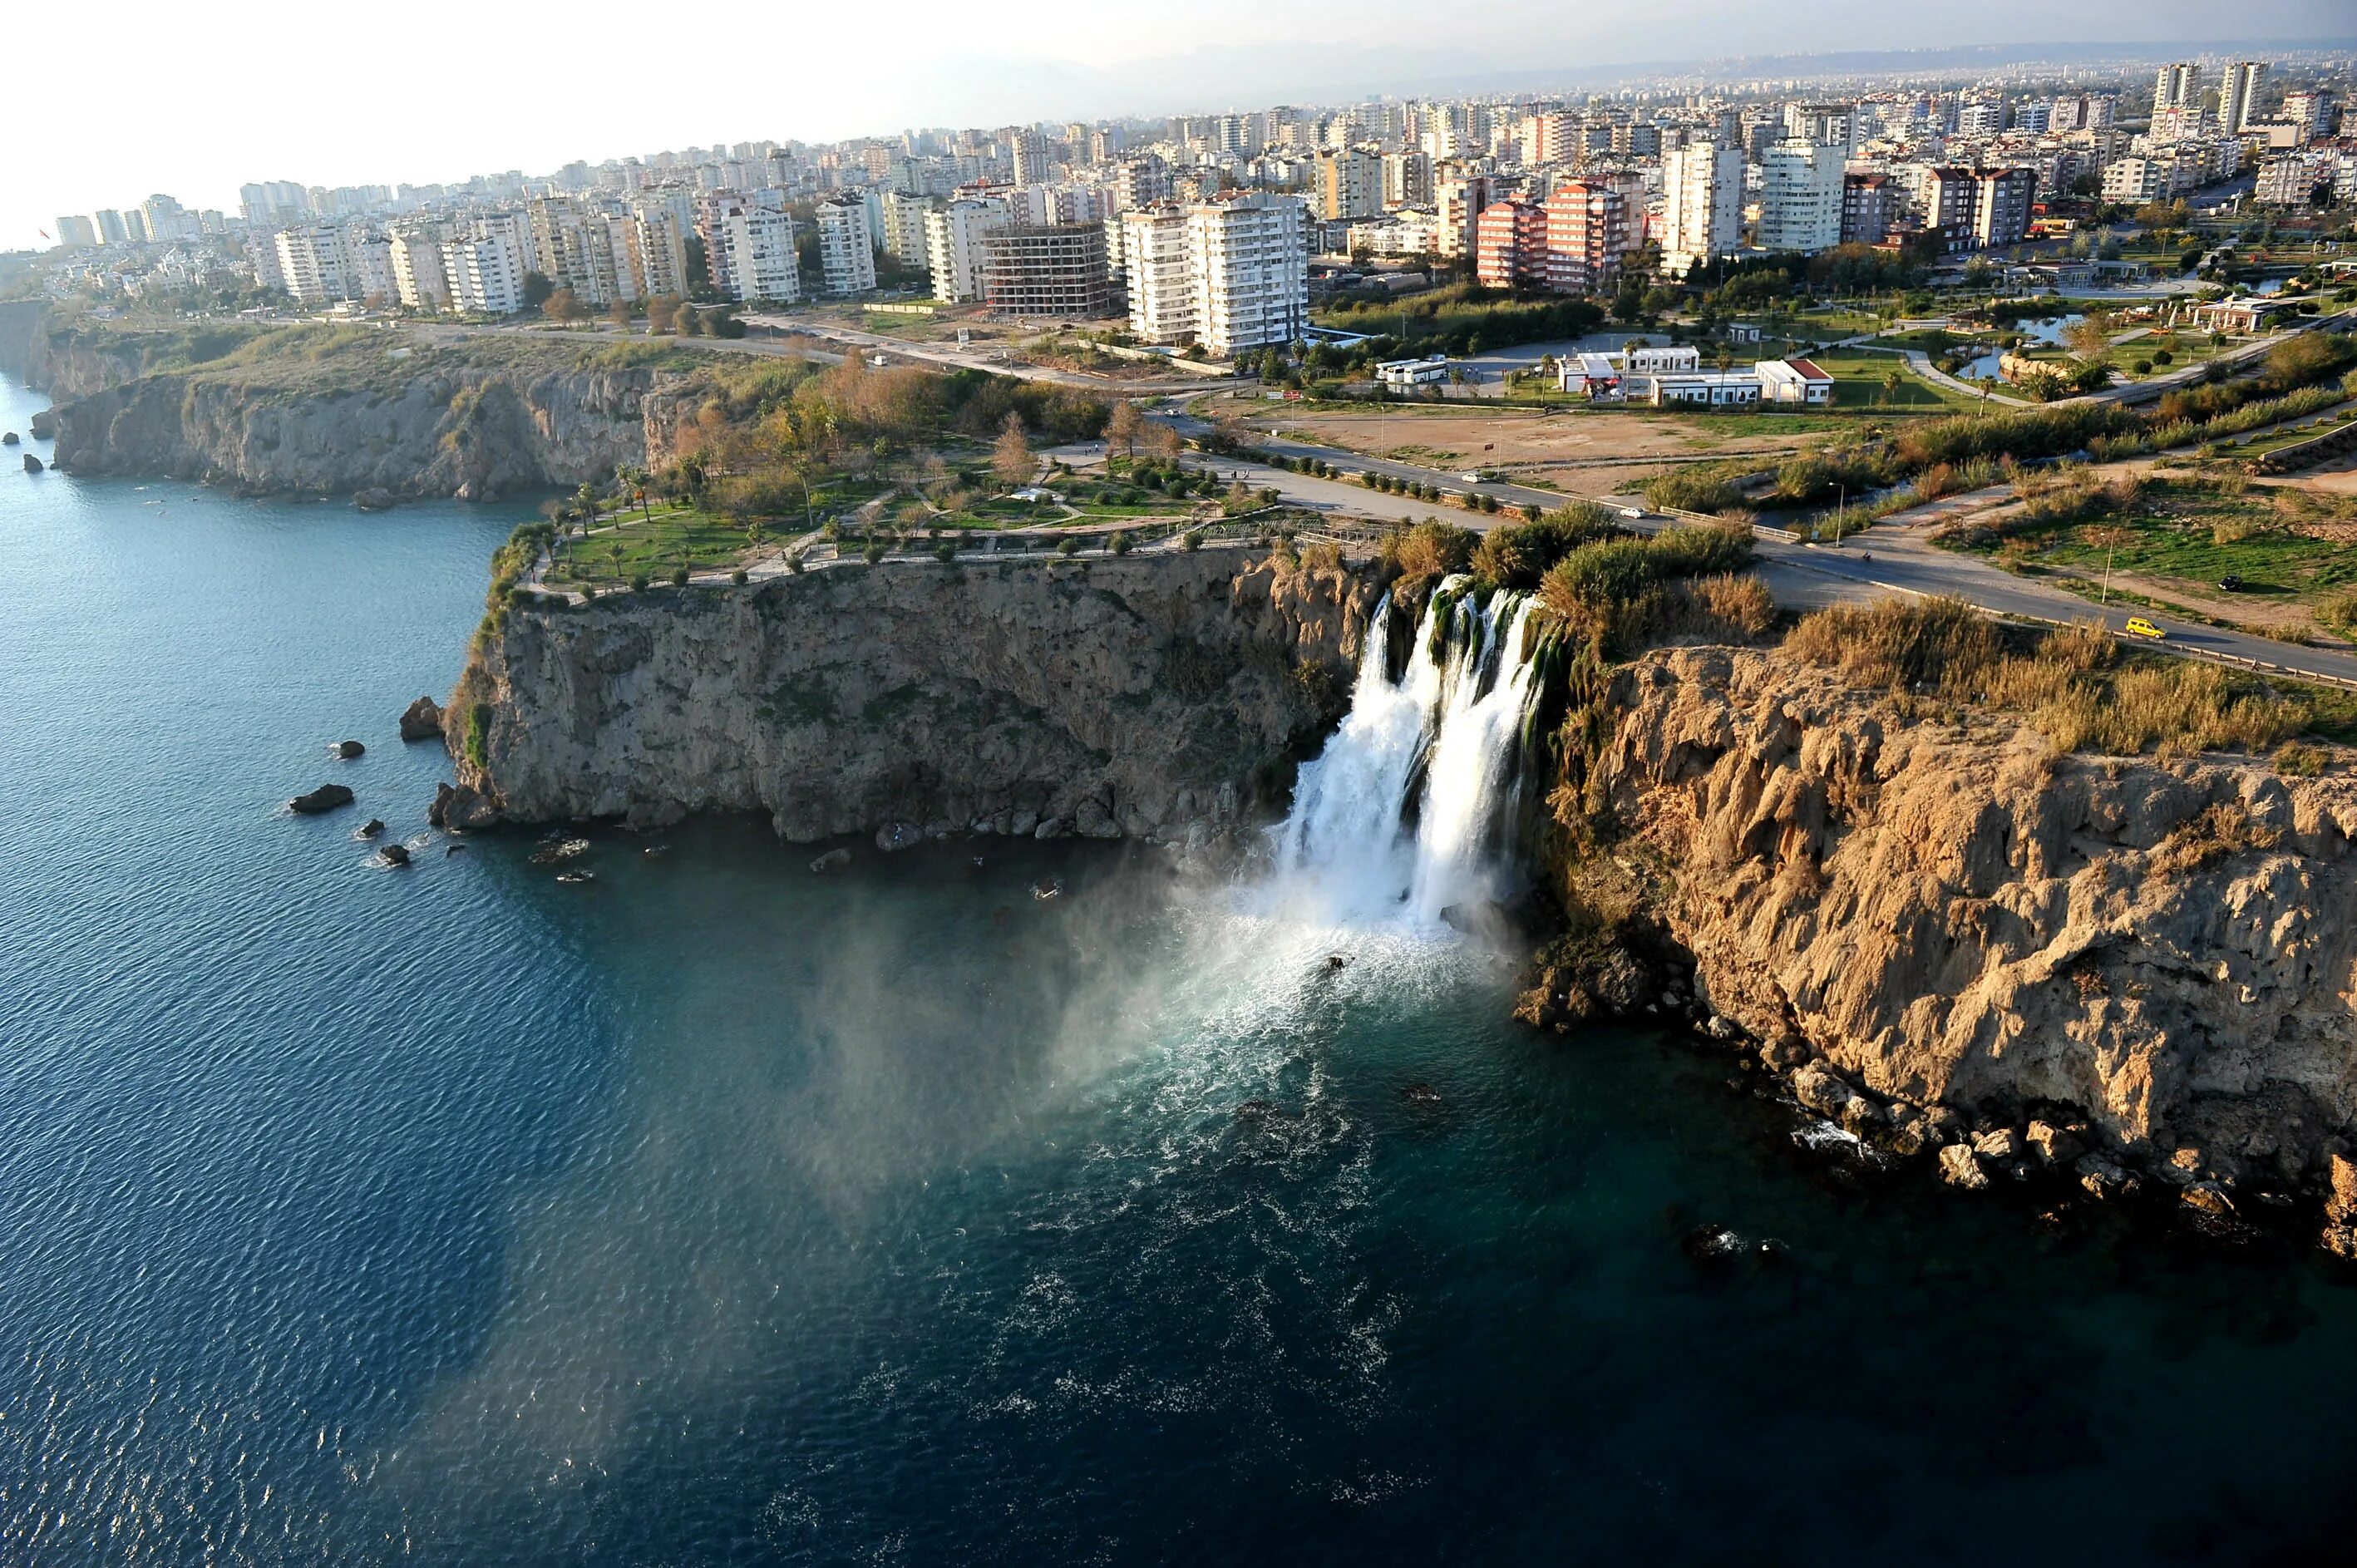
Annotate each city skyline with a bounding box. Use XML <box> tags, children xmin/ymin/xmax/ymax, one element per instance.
<box><xmin>10</xmin><ymin>0</ymin><xmax>2355</xmax><ymax>251</ymax></box>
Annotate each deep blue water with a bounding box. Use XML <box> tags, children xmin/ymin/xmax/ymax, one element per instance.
<box><xmin>5</xmin><ymin>372</ymin><xmax>2357</xmax><ymax>1566</ymax></box>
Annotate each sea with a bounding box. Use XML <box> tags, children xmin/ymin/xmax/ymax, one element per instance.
<box><xmin>3</xmin><ymin>372</ymin><xmax>2356</xmax><ymax>1566</ymax></box>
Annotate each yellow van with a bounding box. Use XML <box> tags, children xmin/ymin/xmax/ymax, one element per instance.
<box><xmin>2123</xmin><ymin>617</ymin><xmax>2165</xmax><ymax>640</ymax></box>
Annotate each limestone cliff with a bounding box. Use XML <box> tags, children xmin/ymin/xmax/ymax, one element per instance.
<box><xmin>451</xmin><ymin>551</ymin><xmax>1381</xmax><ymax>845</ymax></box>
<box><xmin>1561</xmin><ymin>644</ymin><xmax>2357</xmax><ymax>1201</ymax></box>
<box><xmin>50</xmin><ymin>348</ymin><xmax>682</xmax><ymax>500</ymax></box>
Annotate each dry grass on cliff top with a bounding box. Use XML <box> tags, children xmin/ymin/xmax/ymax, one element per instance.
<box><xmin>1784</xmin><ymin>597</ymin><xmax>2310</xmax><ymax>760</ymax></box>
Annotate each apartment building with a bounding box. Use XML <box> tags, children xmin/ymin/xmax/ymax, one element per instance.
<box><xmin>1314</xmin><ymin>146</ymin><xmax>1383</xmax><ymax>221</ymax></box>
<box><xmin>2153</xmin><ymin>62</ymin><xmax>2200</xmax><ymax>115</ymax></box>
<box><xmin>274</xmin><ymin>224</ymin><xmax>353</xmax><ymax>304</ymax></box>
<box><xmin>54</xmin><ymin>215</ymin><xmax>98</xmax><ymax>249</ymax></box>
<box><xmin>388</xmin><ymin>225</ymin><xmax>451</xmax><ymax>310</ymax></box>
<box><xmin>625</xmin><ymin>207</ymin><xmax>690</xmax><ymax>300</ymax></box>
<box><xmin>811</xmin><ymin>195</ymin><xmax>874</xmax><ymax>294</ymax></box>
<box><xmin>925</xmin><ymin>196</ymin><xmax>1010</xmax><ymax>302</ymax></box>
<box><xmin>1122</xmin><ymin>193</ymin><xmax>1308</xmax><ymax>359</ymax></box>
<box><xmin>1186</xmin><ymin>193</ymin><xmax>1308</xmax><ymax>357</ymax></box>
<box><xmin>1758</xmin><ymin>141</ymin><xmax>1846</xmax><ymax>254</ymax></box>
<box><xmin>2221</xmin><ymin>61</ymin><xmax>2268</xmax><ymax>135</ymax></box>
<box><xmin>1472</xmin><ymin>196</ymin><xmax>1549</xmax><ymax>288</ymax></box>
<box><xmin>1435</xmin><ymin>175</ymin><xmax>1503</xmax><ymax>261</ymax></box>
<box><xmin>1661</xmin><ymin>142</ymin><xmax>1744</xmax><ymax>274</ymax></box>
<box><xmin>719</xmin><ymin>209</ymin><xmax>800</xmax><ymax>303</ymax></box>
<box><xmin>1970</xmin><ymin>167</ymin><xmax>2035</xmax><ymax>249</ymax></box>
<box><xmin>1839</xmin><ymin>172</ymin><xmax>1897</xmax><ymax>246</ymax></box>
<box><xmin>1383</xmin><ymin>150</ymin><xmax>1432</xmax><ymax>209</ymax></box>
<box><xmin>444</xmin><ymin>229</ymin><xmax>527</xmax><ymax>315</ymax></box>
<box><xmin>527</xmin><ymin>197</ymin><xmax>635</xmax><ymax>305</ymax></box>
<box><xmin>879</xmin><ymin>189</ymin><xmax>934</xmax><ymax>269</ymax></box>
<box><xmin>979</xmin><ymin>224</ymin><xmax>1113</xmax><ymax>318</ymax></box>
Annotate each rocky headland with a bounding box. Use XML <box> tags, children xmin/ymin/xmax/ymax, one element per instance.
<box><xmin>5</xmin><ymin>308</ymin><xmax>703</xmax><ymax>500</ymax></box>
<box><xmin>441</xmin><ymin>549</ymin><xmax>2357</xmax><ymax>1251</ymax></box>
<box><xmin>446</xmin><ymin>549</ymin><xmax>1377</xmax><ymax>847</ymax></box>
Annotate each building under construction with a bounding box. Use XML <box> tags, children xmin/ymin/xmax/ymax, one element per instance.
<box><xmin>979</xmin><ymin>223</ymin><xmax>1114</xmax><ymax>320</ymax></box>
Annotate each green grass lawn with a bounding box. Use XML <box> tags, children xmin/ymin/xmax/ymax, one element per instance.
<box><xmin>1974</xmin><ymin>479</ymin><xmax>2357</xmax><ymax>609</ymax></box>
<box><xmin>1805</xmin><ymin>349</ymin><xmax>1982</xmax><ymax>410</ymax></box>
<box><xmin>549</xmin><ymin>505</ymin><xmax>760</xmax><ymax>585</ymax></box>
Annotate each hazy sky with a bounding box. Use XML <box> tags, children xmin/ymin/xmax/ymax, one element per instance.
<box><xmin>8</xmin><ymin>0</ymin><xmax>2350</xmax><ymax>250</ymax></box>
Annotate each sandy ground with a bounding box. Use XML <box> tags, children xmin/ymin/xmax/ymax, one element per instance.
<box><xmin>2277</xmin><ymin>451</ymin><xmax>2357</xmax><ymax>499</ymax></box>
<box><xmin>1248</xmin><ymin>407</ymin><xmax>1830</xmax><ymax>481</ymax></box>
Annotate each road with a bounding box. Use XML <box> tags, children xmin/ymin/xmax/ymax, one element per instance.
<box><xmin>741</xmin><ymin>314</ymin><xmax>1243</xmax><ymax>393</ymax></box>
<box><xmin>1101</xmin><ymin>399</ymin><xmax>2357</xmax><ymax>691</ymax></box>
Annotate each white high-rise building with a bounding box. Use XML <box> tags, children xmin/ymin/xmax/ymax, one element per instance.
<box><xmin>815</xmin><ymin>195</ymin><xmax>876</xmax><ymax>294</ymax></box>
<box><xmin>925</xmin><ymin>196</ymin><xmax>1010</xmax><ymax>302</ymax></box>
<box><xmin>274</xmin><ymin>225</ymin><xmax>353</xmax><ymax>304</ymax></box>
<box><xmin>55</xmin><ymin>215</ymin><xmax>99</xmax><ymax>249</ymax></box>
<box><xmin>2221</xmin><ymin>60</ymin><xmax>2268</xmax><ymax>134</ymax></box>
<box><xmin>1661</xmin><ymin>142</ymin><xmax>1744</xmax><ymax>274</ymax></box>
<box><xmin>443</xmin><ymin>228</ymin><xmax>527</xmax><ymax>315</ymax></box>
<box><xmin>1121</xmin><ymin>193</ymin><xmax>1308</xmax><ymax>360</ymax></box>
<box><xmin>1120</xmin><ymin>206</ymin><xmax>1195</xmax><ymax>345</ymax></box>
<box><xmin>1758</xmin><ymin>141</ymin><xmax>1847</xmax><ymax>254</ymax></box>
<box><xmin>2153</xmin><ymin>62</ymin><xmax>2200</xmax><ymax>115</ymax></box>
<box><xmin>879</xmin><ymin>189</ymin><xmax>934</xmax><ymax>269</ymax></box>
<box><xmin>720</xmin><ymin>209</ymin><xmax>800</xmax><ymax>303</ymax></box>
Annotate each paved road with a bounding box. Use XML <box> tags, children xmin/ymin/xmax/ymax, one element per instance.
<box><xmin>1110</xmin><ymin>402</ymin><xmax>2357</xmax><ymax>690</ymax></box>
<box><xmin>742</xmin><ymin>314</ymin><xmax>1242</xmax><ymax>393</ymax></box>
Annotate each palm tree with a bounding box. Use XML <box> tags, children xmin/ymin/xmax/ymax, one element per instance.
<box><xmin>574</xmin><ymin>482</ymin><xmax>599</xmax><ymax>527</ymax></box>
<box><xmin>1880</xmin><ymin>367</ymin><xmax>1906</xmax><ymax>406</ymax></box>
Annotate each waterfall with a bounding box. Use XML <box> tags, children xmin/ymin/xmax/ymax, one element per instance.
<box><xmin>1267</xmin><ymin>579</ymin><xmax>1544</xmax><ymax>933</ymax></box>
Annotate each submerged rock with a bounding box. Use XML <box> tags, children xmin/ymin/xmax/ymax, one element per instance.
<box><xmin>379</xmin><ymin>843</ymin><xmax>412</xmax><ymax>867</ymax></box>
<box><xmin>810</xmin><ymin>846</ymin><xmax>852</xmax><ymax>875</ymax></box>
<box><xmin>398</xmin><ymin>696</ymin><xmax>443</xmax><ymax>742</ymax></box>
<box><xmin>352</xmin><ymin>488</ymin><xmax>397</xmax><ymax>512</ymax></box>
<box><xmin>875</xmin><ymin>821</ymin><xmax>922</xmax><ymax>853</ymax></box>
<box><xmin>333</xmin><ymin>740</ymin><xmax>366</xmax><ymax>760</ymax></box>
<box><xmin>354</xmin><ymin>818</ymin><xmax>386</xmax><ymax>840</ymax></box>
<box><xmin>288</xmin><ymin>783</ymin><xmax>355</xmax><ymax>814</ymax></box>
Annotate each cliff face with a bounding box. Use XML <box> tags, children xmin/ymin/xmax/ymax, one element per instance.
<box><xmin>51</xmin><ymin>357</ymin><xmax>675</xmax><ymax>499</ymax></box>
<box><xmin>456</xmin><ymin>551</ymin><xmax>1382</xmax><ymax>844</ymax></box>
<box><xmin>0</xmin><ymin>299</ymin><xmax>47</xmax><ymax>382</ymax></box>
<box><xmin>1577</xmin><ymin>646</ymin><xmax>2357</xmax><ymax>1189</ymax></box>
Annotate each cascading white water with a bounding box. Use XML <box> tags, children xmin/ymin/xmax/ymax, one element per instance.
<box><xmin>1267</xmin><ymin>579</ymin><xmax>1545</xmax><ymax>933</ymax></box>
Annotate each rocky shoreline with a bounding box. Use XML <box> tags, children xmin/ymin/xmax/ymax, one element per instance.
<box><xmin>1515</xmin><ymin>644</ymin><xmax>2357</xmax><ymax>1259</ymax></box>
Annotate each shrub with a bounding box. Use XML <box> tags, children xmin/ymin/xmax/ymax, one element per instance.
<box><xmin>1684</xmin><ymin>572</ymin><xmax>1777</xmax><ymax>639</ymax></box>
<box><xmin>862</xmin><ymin>542</ymin><xmax>885</xmax><ymax>565</ymax></box>
<box><xmin>1181</xmin><ymin>530</ymin><xmax>1202</xmax><ymax>551</ymax></box>
<box><xmin>1057</xmin><ymin>536</ymin><xmax>1079</xmax><ymax>557</ymax></box>
<box><xmin>1109</xmin><ymin>530</ymin><xmax>1132</xmax><ymax>555</ymax></box>
<box><xmin>2273</xmin><ymin>742</ymin><xmax>2327</xmax><ymax>777</ymax></box>
<box><xmin>1644</xmin><ymin>466</ymin><xmax>1748</xmax><ymax>514</ymax></box>
<box><xmin>2152</xmin><ymin>349</ymin><xmax>2173</xmax><ymax>366</ymax></box>
<box><xmin>1381</xmin><ymin>518</ymin><xmax>1476</xmax><ymax>579</ymax></box>
<box><xmin>629</xmin><ymin>573</ymin><xmax>650</xmax><ymax>592</ymax></box>
<box><xmin>669</xmin><ymin>566</ymin><xmax>688</xmax><ymax>586</ymax></box>
<box><xmin>1469</xmin><ymin>504</ymin><xmax>1621</xmax><ymax>590</ymax></box>
<box><xmin>730</xmin><ymin>568</ymin><xmax>748</xmax><ymax>584</ymax></box>
<box><xmin>934</xmin><ymin>542</ymin><xmax>957</xmax><ymax>563</ymax></box>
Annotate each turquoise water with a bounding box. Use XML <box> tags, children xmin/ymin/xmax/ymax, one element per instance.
<box><xmin>5</xmin><ymin>372</ymin><xmax>2357</xmax><ymax>1565</ymax></box>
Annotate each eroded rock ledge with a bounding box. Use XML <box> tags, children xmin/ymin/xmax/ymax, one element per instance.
<box><xmin>1525</xmin><ymin>644</ymin><xmax>2357</xmax><ymax>1245</ymax></box>
<box><xmin>450</xmin><ymin>550</ymin><xmax>1380</xmax><ymax>849</ymax></box>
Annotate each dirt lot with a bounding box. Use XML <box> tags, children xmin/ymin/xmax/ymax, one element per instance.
<box><xmin>1247</xmin><ymin>407</ymin><xmax>1837</xmax><ymax>493</ymax></box>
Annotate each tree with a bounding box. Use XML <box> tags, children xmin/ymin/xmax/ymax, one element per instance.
<box><xmin>520</xmin><ymin>271</ymin><xmax>555</xmax><ymax>309</ymax></box>
<box><xmin>993</xmin><ymin>412</ymin><xmax>1033</xmax><ymax>490</ymax></box>
<box><xmin>1880</xmin><ymin>366</ymin><xmax>1906</xmax><ymax>406</ymax></box>
<box><xmin>607</xmin><ymin>299</ymin><xmax>632</xmax><ymax>329</ymax></box>
<box><xmin>1147</xmin><ymin>422</ymin><xmax>1184</xmax><ymax>463</ymax></box>
<box><xmin>544</xmin><ymin>286</ymin><xmax>584</xmax><ymax>322</ymax></box>
<box><xmin>1106</xmin><ymin>398</ymin><xmax>1143</xmax><ymax>458</ymax></box>
<box><xmin>646</xmin><ymin>295</ymin><xmax>679</xmax><ymax>333</ymax></box>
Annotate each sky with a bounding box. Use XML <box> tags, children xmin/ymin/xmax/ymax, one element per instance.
<box><xmin>7</xmin><ymin>0</ymin><xmax>2352</xmax><ymax>251</ymax></box>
